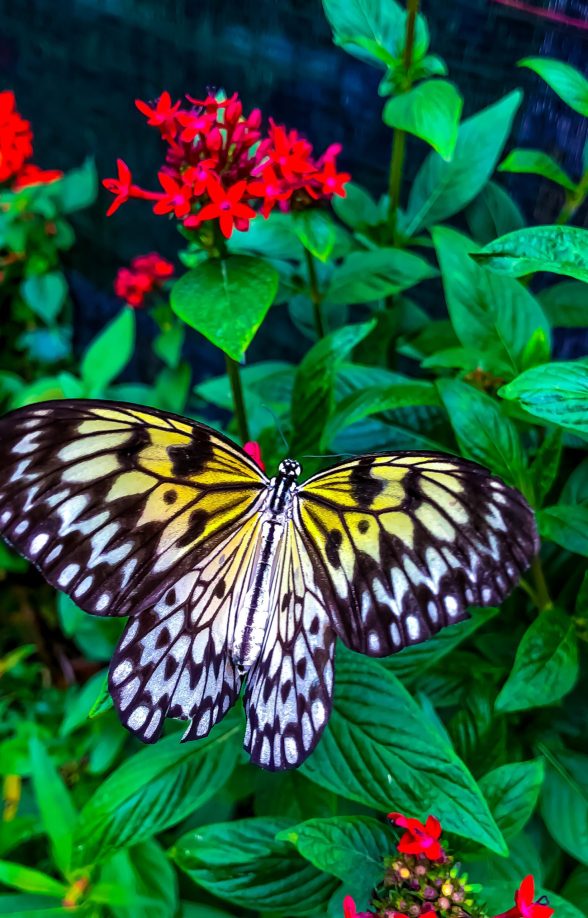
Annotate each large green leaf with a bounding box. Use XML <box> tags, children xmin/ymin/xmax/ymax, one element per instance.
<box><xmin>465</xmin><ymin>181</ymin><xmax>526</xmax><ymax>247</ymax></box>
<box><xmin>538</xmin><ymin>504</ymin><xmax>588</xmax><ymax>557</ymax></box>
<box><xmin>437</xmin><ymin>378</ymin><xmax>527</xmax><ymax>490</ymax></box>
<box><xmin>0</xmin><ymin>862</ymin><xmax>66</xmax><ymax>897</ymax></box>
<box><xmin>80</xmin><ymin>308</ymin><xmax>135</xmax><ymax>393</ymax></box>
<box><xmin>332</xmin><ymin>183</ymin><xmax>380</xmax><ymax>229</ymax></box>
<box><xmin>325</xmin><ymin>248</ymin><xmax>437</xmax><ymax>305</ymax></box>
<box><xmin>290</xmin><ymin>321</ymin><xmax>375</xmax><ymax>456</ymax></box>
<box><xmin>495</xmin><ymin>608</ymin><xmax>579</xmax><ymax>712</ymax></box>
<box><xmin>279</xmin><ymin>816</ymin><xmax>392</xmax><ymax>904</ymax></box>
<box><xmin>539</xmin><ymin>281</ymin><xmax>588</xmax><ymax>327</ymax></box>
<box><xmin>404</xmin><ymin>91</ymin><xmax>522</xmax><ymax>234</ymax></box>
<box><xmin>383</xmin><ymin>80</ymin><xmax>463</xmax><ymax>160</ymax></box>
<box><xmin>480</xmin><ymin>761</ymin><xmax>544</xmax><ymax>840</ymax></box>
<box><xmin>96</xmin><ymin>840</ymin><xmax>178</xmax><ymax>918</ymax></box>
<box><xmin>171</xmin><ymin>256</ymin><xmax>278</xmax><ymax>361</ymax></box>
<box><xmin>433</xmin><ymin>226</ymin><xmax>550</xmax><ymax>377</ymax></box>
<box><xmin>171</xmin><ymin>817</ymin><xmax>338</xmax><ymax>914</ymax></box>
<box><xmin>541</xmin><ymin>747</ymin><xmax>588</xmax><ymax>865</ymax></box>
<box><xmin>301</xmin><ymin>649</ymin><xmax>507</xmax><ymax>855</ymax></box>
<box><xmin>72</xmin><ymin>714</ymin><xmax>241</xmax><ymax>868</ymax></box>
<box><xmin>520</xmin><ymin>57</ymin><xmax>588</xmax><ymax>117</ymax></box>
<box><xmin>322</xmin><ymin>0</ymin><xmax>428</xmax><ymax>68</ymax></box>
<box><xmin>21</xmin><ymin>272</ymin><xmax>68</xmax><ymax>324</ymax></box>
<box><xmin>499</xmin><ymin>361</ymin><xmax>588</xmax><ymax>436</ymax></box>
<box><xmin>499</xmin><ymin>149</ymin><xmax>577</xmax><ymax>191</ymax></box>
<box><xmin>475</xmin><ymin>226</ymin><xmax>588</xmax><ymax>283</ymax></box>
<box><xmin>28</xmin><ymin>737</ymin><xmax>77</xmax><ymax>878</ymax></box>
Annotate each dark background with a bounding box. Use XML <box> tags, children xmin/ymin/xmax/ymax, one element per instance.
<box><xmin>1</xmin><ymin>0</ymin><xmax>587</xmax><ymax>371</ymax></box>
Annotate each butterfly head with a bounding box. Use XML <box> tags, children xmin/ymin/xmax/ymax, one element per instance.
<box><xmin>278</xmin><ymin>458</ymin><xmax>301</xmax><ymax>481</ymax></box>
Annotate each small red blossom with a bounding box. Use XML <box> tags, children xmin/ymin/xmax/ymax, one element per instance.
<box><xmin>186</xmin><ymin>175</ymin><xmax>256</xmax><ymax>238</ymax></box>
<box><xmin>266</xmin><ymin>120</ymin><xmax>316</xmax><ymax>181</ymax></box>
<box><xmin>247</xmin><ymin>164</ymin><xmax>290</xmax><ymax>217</ymax></box>
<box><xmin>114</xmin><ymin>252</ymin><xmax>174</xmax><ymax>308</ymax></box>
<box><xmin>388</xmin><ymin>813</ymin><xmax>444</xmax><ymax>861</ymax></box>
<box><xmin>243</xmin><ymin>441</ymin><xmax>265</xmax><ymax>471</ymax></box>
<box><xmin>12</xmin><ymin>164</ymin><xmax>63</xmax><ymax>189</ymax></box>
<box><xmin>342</xmin><ymin>895</ymin><xmax>372</xmax><ymax>918</ymax></box>
<box><xmin>153</xmin><ymin>172</ymin><xmax>193</xmax><ymax>218</ymax></box>
<box><xmin>493</xmin><ymin>876</ymin><xmax>554</xmax><ymax>918</ymax></box>
<box><xmin>103</xmin><ymin>159</ymin><xmax>143</xmax><ymax>216</ymax></box>
<box><xmin>393</xmin><ymin>912</ymin><xmax>437</xmax><ymax>918</ymax></box>
<box><xmin>135</xmin><ymin>92</ymin><xmax>180</xmax><ymax>139</ymax></box>
<box><xmin>182</xmin><ymin>158</ymin><xmax>218</xmax><ymax>196</ymax></box>
<box><xmin>314</xmin><ymin>158</ymin><xmax>350</xmax><ymax>198</ymax></box>
<box><xmin>177</xmin><ymin>109</ymin><xmax>215</xmax><ymax>144</ymax></box>
<box><xmin>0</xmin><ymin>90</ymin><xmax>34</xmax><ymax>183</ymax></box>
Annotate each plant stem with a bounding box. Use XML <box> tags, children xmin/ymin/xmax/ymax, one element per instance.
<box><xmin>304</xmin><ymin>248</ymin><xmax>326</xmax><ymax>339</ymax></box>
<box><xmin>225</xmin><ymin>354</ymin><xmax>250</xmax><ymax>443</ymax></box>
<box><xmin>387</xmin><ymin>0</ymin><xmax>421</xmax><ymax>240</ymax></box>
<box><xmin>530</xmin><ymin>555</ymin><xmax>553</xmax><ymax>612</ymax></box>
<box><xmin>556</xmin><ymin>165</ymin><xmax>588</xmax><ymax>225</ymax></box>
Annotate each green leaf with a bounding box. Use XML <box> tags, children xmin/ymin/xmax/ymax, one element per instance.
<box><xmin>383</xmin><ymin>80</ymin><xmax>463</xmax><ymax>160</ymax></box>
<box><xmin>474</xmin><ymin>226</ymin><xmax>588</xmax><ymax>283</ymax></box>
<box><xmin>322</xmin><ymin>0</ymin><xmax>428</xmax><ymax>69</ymax></box>
<box><xmin>433</xmin><ymin>226</ymin><xmax>550</xmax><ymax>377</ymax></box>
<box><xmin>499</xmin><ymin>149</ymin><xmax>577</xmax><ymax>191</ymax></box>
<box><xmin>279</xmin><ymin>816</ymin><xmax>392</xmax><ymax>900</ymax></box>
<box><xmin>28</xmin><ymin>737</ymin><xmax>77</xmax><ymax>878</ymax></box>
<box><xmin>59</xmin><ymin>669</ymin><xmax>110</xmax><ymax>736</ymax></box>
<box><xmin>152</xmin><ymin>324</ymin><xmax>185</xmax><ymax>369</ymax></box>
<box><xmin>538</xmin><ymin>504</ymin><xmax>588</xmax><ymax>556</ymax></box>
<box><xmin>499</xmin><ymin>361</ymin><xmax>588</xmax><ymax>436</ymax></box>
<box><xmin>171</xmin><ymin>256</ymin><xmax>278</xmax><ymax>361</ymax></box>
<box><xmin>465</xmin><ymin>181</ymin><xmax>526</xmax><ymax>246</ymax></box>
<box><xmin>321</xmin><ymin>380</ymin><xmax>440</xmax><ymax>449</ymax></box>
<box><xmin>563</xmin><ymin>865</ymin><xmax>588</xmax><ymax>917</ymax></box>
<box><xmin>21</xmin><ymin>273</ymin><xmax>68</xmax><ymax>324</ymax></box>
<box><xmin>301</xmin><ymin>649</ymin><xmax>507</xmax><ymax>855</ymax></box>
<box><xmin>293</xmin><ymin>210</ymin><xmax>337</xmax><ymax>262</ymax></box>
<box><xmin>98</xmin><ymin>840</ymin><xmax>178</xmax><ymax>918</ymax></box>
<box><xmin>72</xmin><ymin>713</ymin><xmax>240</xmax><ymax>868</ymax></box>
<box><xmin>46</xmin><ymin>158</ymin><xmax>98</xmax><ymax>213</ymax></box>
<box><xmin>540</xmin><ymin>891</ymin><xmax>587</xmax><ymax>918</ymax></box>
<box><xmin>325</xmin><ymin>248</ymin><xmax>437</xmax><ymax>305</ymax></box>
<box><xmin>80</xmin><ymin>308</ymin><xmax>135</xmax><ymax>393</ymax></box>
<box><xmin>529</xmin><ymin>427</ymin><xmax>563</xmax><ymax>504</ymax></box>
<box><xmin>404</xmin><ymin>90</ymin><xmax>522</xmax><ymax>235</ymax></box>
<box><xmin>0</xmin><ymin>861</ymin><xmax>67</xmax><ymax>897</ymax></box>
<box><xmin>480</xmin><ymin>760</ymin><xmax>545</xmax><ymax>839</ymax></box>
<box><xmin>88</xmin><ymin>674</ymin><xmax>114</xmax><ymax>719</ymax></box>
<box><xmin>172</xmin><ymin>817</ymin><xmax>338</xmax><ymax>914</ymax></box>
<box><xmin>57</xmin><ymin>593</ymin><xmax>122</xmax><ymax>662</ymax></box>
<box><xmin>290</xmin><ymin>321</ymin><xmax>375</xmax><ymax>456</ymax></box>
<box><xmin>437</xmin><ymin>378</ymin><xmax>526</xmax><ymax>489</ymax></box>
<box><xmin>332</xmin><ymin>183</ymin><xmax>380</xmax><ymax>229</ymax></box>
<box><xmin>496</xmin><ymin>608</ymin><xmax>579</xmax><ymax>712</ymax></box>
<box><xmin>540</xmin><ymin>281</ymin><xmax>588</xmax><ymax>327</ymax></box>
<box><xmin>519</xmin><ymin>56</ymin><xmax>588</xmax><ymax>116</ymax></box>
<box><xmin>541</xmin><ymin>747</ymin><xmax>588</xmax><ymax>865</ymax></box>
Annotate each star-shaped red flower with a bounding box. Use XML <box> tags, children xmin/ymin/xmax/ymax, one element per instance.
<box><xmin>186</xmin><ymin>175</ymin><xmax>256</xmax><ymax>238</ymax></box>
<box><xmin>388</xmin><ymin>813</ymin><xmax>444</xmax><ymax>860</ymax></box>
<box><xmin>135</xmin><ymin>91</ymin><xmax>180</xmax><ymax>139</ymax></box>
<box><xmin>153</xmin><ymin>172</ymin><xmax>193</xmax><ymax>218</ymax></box>
<box><xmin>102</xmin><ymin>159</ymin><xmax>134</xmax><ymax>216</ymax></box>
<box><xmin>494</xmin><ymin>876</ymin><xmax>554</xmax><ymax>918</ymax></box>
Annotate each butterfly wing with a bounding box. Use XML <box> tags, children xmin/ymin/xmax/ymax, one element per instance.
<box><xmin>243</xmin><ymin>517</ymin><xmax>336</xmax><ymax>770</ymax></box>
<box><xmin>0</xmin><ymin>399</ymin><xmax>267</xmax><ymax>616</ymax></box>
<box><xmin>0</xmin><ymin>399</ymin><xmax>269</xmax><ymax>741</ymax></box>
<box><xmin>297</xmin><ymin>453</ymin><xmax>538</xmax><ymax>656</ymax></box>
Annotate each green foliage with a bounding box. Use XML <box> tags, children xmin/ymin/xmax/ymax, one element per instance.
<box><xmin>2</xmin><ymin>4</ymin><xmax>588</xmax><ymax>917</ymax></box>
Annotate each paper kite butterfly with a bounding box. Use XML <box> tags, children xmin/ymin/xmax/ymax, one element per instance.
<box><xmin>0</xmin><ymin>400</ymin><xmax>538</xmax><ymax>769</ymax></box>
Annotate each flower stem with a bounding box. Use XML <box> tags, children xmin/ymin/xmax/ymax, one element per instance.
<box><xmin>387</xmin><ymin>0</ymin><xmax>421</xmax><ymax>241</ymax></box>
<box><xmin>530</xmin><ymin>555</ymin><xmax>553</xmax><ymax>612</ymax></box>
<box><xmin>304</xmin><ymin>247</ymin><xmax>326</xmax><ymax>339</ymax></box>
<box><xmin>556</xmin><ymin>165</ymin><xmax>588</xmax><ymax>225</ymax></box>
<box><xmin>225</xmin><ymin>354</ymin><xmax>250</xmax><ymax>443</ymax></box>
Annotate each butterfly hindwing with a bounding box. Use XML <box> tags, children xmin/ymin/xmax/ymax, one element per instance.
<box><xmin>297</xmin><ymin>453</ymin><xmax>538</xmax><ymax>656</ymax></box>
<box><xmin>0</xmin><ymin>400</ymin><xmax>266</xmax><ymax>619</ymax></box>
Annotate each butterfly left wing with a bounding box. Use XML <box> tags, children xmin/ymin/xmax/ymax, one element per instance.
<box><xmin>296</xmin><ymin>453</ymin><xmax>538</xmax><ymax>656</ymax></box>
<box><xmin>243</xmin><ymin>517</ymin><xmax>336</xmax><ymax>770</ymax></box>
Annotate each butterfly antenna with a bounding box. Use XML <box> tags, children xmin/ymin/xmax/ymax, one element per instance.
<box><xmin>260</xmin><ymin>405</ymin><xmax>290</xmax><ymax>453</ymax></box>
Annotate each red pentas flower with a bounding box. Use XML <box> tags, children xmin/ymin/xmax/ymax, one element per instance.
<box><xmin>493</xmin><ymin>876</ymin><xmax>555</xmax><ymax>918</ymax></box>
<box><xmin>388</xmin><ymin>813</ymin><xmax>444</xmax><ymax>861</ymax></box>
<box><xmin>185</xmin><ymin>175</ymin><xmax>256</xmax><ymax>239</ymax></box>
<box><xmin>12</xmin><ymin>164</ymin><xmax>63</xmax><ymax>189</ymax></box>
<box><xmin>393</xmin><ymin>912</ymin><xmax>437</xmax><ymax>918</ymax></box>
<box><xmin>342</xmin><ymin>895</ymin><xmax>372</xmax><ymax>918</ymax></box>
<box><xmin>0</xmin><ymin>90</ymin><xmax>33</xmax><ymax>184</ymax></box>
<box><xmin>243</xmin><ymin>441</ymin><xmax>265</xmax><ymax>471</ymax></box>
<box><xmin>114</xmin><ymin>252</ymin><xmax>174</xmax><ymax>308</ymax></box>
<box><xmin>135</xmin><ymin>91</ymin><xmax>180</xmax><ymax>140</ymax></box>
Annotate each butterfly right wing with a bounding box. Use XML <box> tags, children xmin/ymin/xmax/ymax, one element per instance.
<box><xmin>110</xmin><ymin>507</ymin><xmax>267</xmax><ymax>743</ymax></box>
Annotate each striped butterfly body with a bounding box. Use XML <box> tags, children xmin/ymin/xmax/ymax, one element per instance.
<box><xmin>0</xmin><ymin>400</ymin><xmax>538</xmax><ymax>770</ymax></box>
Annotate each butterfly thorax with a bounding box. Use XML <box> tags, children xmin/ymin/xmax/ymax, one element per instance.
<box><xmin>231</xmin><ymin>459</ymin><xmax>301</xmax><ymax>674</ymax></box>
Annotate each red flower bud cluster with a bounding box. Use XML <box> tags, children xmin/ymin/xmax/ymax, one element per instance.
<box><xmin>114</xmin><ymin>252</ymin><xmax>174</xmax><ymax>308</ymax></box>
<box><xmin>103</xmin><ymin>90</ymin><xmax>350</xmax><ymax>239</ymax></box>
<box><xmin>0</xmin><ymin>91</ymin><xmax>63</xmax><ymax>188</ymax></box>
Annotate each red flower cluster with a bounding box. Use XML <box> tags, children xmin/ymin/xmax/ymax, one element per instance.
<box><xmin>0</xmin><ymin>91</ymin><xmax>62</xmax><ymax>188</ymax></box>
<box><xmin>103</xmin><ymin>90</ymin><xmax>350</xmax><ymax>239</ymax></box>
<box><xmin>494</xmin><ymin>876</ymin><xmax>554</xmax><ymax>918</ymax></box>
<box><xmin>388</xmin><ymin>812</ymin><xmax>444</xmax><ymax>861</ymax></box>
<box><xmin>114</xmin><ymin>252</ymin><xmax>174</xmax><ymax>308</ymax></box>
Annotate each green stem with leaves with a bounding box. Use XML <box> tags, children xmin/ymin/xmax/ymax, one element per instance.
<box><xmin>304</xmin><ymin>247</ymin><xmax>326</xmax><ymax>339</ymax></box>
<box><xmin>225</xmin><ymin>353</ymin><xmax>250</xmax><ymax>444</ymax></box>
<box><xmin>556</xmin><ymin>165</ymin><xmax>588</xmax><ymax>225</ymax></box>
<box><xmin>530</xmin><ymin>555</ymin><xmax>553</xmax><ymax>612</ymax></box>
<box><xmin>387</xmin><ymin>0</ymin><xmax>421</xmax><ymax>240</ymax></box>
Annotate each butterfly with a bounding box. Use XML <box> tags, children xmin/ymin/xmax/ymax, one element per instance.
<box><xmin>0</xmin><ymin>399</ymin><xmax>538</xmax><ymax>770</ymax></box>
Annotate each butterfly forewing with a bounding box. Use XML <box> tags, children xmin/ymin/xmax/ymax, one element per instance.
<box><xmin>0</xmin><ymin>400</ymin><xmax>267</xmax><ymax>619</ymax></box>
<box><xmin>297</xmin><ymin>453</ymin><xmax>538</xmax><ymax>656</ymax></box>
